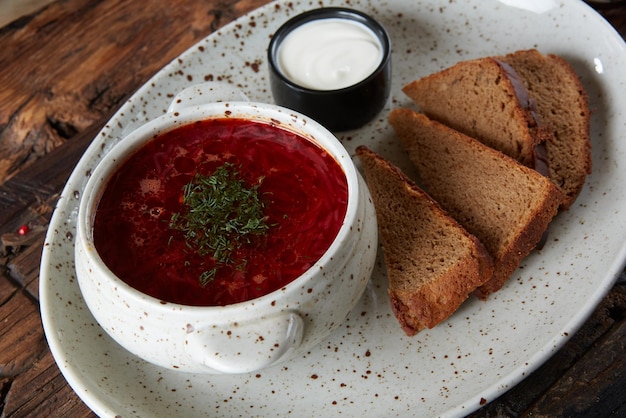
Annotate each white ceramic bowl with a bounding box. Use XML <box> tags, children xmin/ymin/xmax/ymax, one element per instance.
<box><xmin>74</xmin><ymin>83</ymin><xmax>378</xmax><ymax>374</ymax></box>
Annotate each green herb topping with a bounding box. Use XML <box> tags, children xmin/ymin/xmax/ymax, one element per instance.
<box><xmin>169</xmin><ymin>162</ymin><xmax>269</xmax><ymax>286</ymax></box>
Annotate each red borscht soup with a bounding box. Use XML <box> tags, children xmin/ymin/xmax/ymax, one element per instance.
<box><xmin>93</xmin><ymin>118</ymin><xmax>348</xmax><ymax>306</ymax></box>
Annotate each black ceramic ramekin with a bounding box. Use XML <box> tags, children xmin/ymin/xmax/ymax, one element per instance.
<box><xmin>268</xmin><ymin>8</ymin><xmax>392</xmax><ymax>132</ymax></box>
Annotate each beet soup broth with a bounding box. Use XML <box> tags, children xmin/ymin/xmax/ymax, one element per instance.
<box><xmin>93</xmin><ymin>118</ymin><xmax>348</xmax><ymax>306</ymax></box>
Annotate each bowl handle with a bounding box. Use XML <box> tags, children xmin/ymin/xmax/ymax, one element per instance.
<box><xmin>185</xmin><ymin>311</ymin><xmax>304</xmax><ymax>374</ymax></box>
<box><xmin>167</xmin><ymin>81</ymin><xmax>249</xmax><ymax>113</ymax></box>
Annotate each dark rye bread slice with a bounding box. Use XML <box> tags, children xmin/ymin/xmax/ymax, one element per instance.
<box><xmin>388</xmin><ymin>109</ymin><xmax>563</xmax><ymax>299</ymax></box>
<box><xmin>498</xmin><ymin>49</ymin><xmax>591</xmax><ymax>210</ymax></box>
<box><xmin>355</xmin><ymin>146</ymin><xmax>494</xmax><ymax>336</ymax></box>
<box><xmin>402</xmin><ymin>56</ymin><xmax>552</xmax><ymax>169</ymax></box>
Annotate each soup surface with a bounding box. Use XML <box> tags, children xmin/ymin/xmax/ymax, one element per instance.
<box><xmin>94</xmin><ymin>118</ymin><xmax>348</xmax><ymax>306</ymax></box>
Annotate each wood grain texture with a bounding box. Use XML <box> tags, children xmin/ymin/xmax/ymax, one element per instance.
<box><xmin>0</xmin><ymin>1</ymin><xmax>270</xmax><ymax>416</ymax></box>
<box><xmin>0</xmin><ymin>1</ymin><xmax>624</xmax><ymax>417</ymax></box>
<box><xmin>0</xmin><ymin>291</ymin><xmax>45</xmax><ymax>377</ymax></box>
<box><xmin>0</xmin><ymin>0</ymin><xmax>268</xmax><ymax>183</ymax></box>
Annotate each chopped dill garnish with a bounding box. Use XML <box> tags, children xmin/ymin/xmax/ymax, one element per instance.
<box><xmin>169</xmin><ymin>162</ymin><xmax>269</xmax><ymax>286</ymax></box>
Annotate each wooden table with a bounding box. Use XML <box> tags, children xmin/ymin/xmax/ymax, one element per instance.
<box><xmin>1</xmin><ymin>1</ymin><xmax>624</xmax><ymax>417</ymax></box>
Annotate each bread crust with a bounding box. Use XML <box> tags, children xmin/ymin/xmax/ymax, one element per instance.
<box><xmin>366</xmin><ymin>50</ymin><xmax>588</xmax><ymax>333</ymax></box>
<box><xmin>356</xmin><ymin>145</ymin><xmax>493</xmax><ymax>335</ymax></box>
<box><xmin>388</xmin><ymin>109</ymin><xmax>563</xmax><ymax>299</ymax></box>
<box><xmin>402</xmin><ymin>57</ymin><xmax>550</xmax><ymax>168</ymax></box>
<box><xmin>499</xmin><ymin>49</ymin><xmax>591</xmax><ymax>209</ymax></box>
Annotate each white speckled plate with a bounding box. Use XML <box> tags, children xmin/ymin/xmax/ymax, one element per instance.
<box><xmin>40</xmin><ymin>0</ymin><xmax>626</xmax><ymax>416</ymax></box>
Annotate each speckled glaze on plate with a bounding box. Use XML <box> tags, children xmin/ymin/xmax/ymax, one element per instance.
<box><xmin>40</xmin><ymin>0</ymin><xmax>626</xmax><ymax>416</ymax></box>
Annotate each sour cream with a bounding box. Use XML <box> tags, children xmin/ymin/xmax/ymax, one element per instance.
<box><xmin>277</xmin><ymin>18</ymin><xmax>384</xmax><ymax>91</ymax></box>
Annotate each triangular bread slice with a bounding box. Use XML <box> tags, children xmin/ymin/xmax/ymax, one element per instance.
<box><xmin>498</xmin><ymin>49</ymin><xmax>591</xmax><ymax>210</ymax></box>
<box><xmin>388</xmin><ymin>109</ymin><xmax>563</xmax><ymax>299</ymax></box>
<box><xmin>355</xmin><ymin>145</ymin><xmax>494</xmax><ymax>336</ymax></box>
<box><xmin>402</xmin><ymin>56</ymin><xmax>552</xmax><ymax>169</ymax></box>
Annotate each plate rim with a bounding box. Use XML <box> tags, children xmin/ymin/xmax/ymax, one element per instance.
<box><xmin>40</xmin><ymin>0</ymin><xmax>626</xmax><ymax>416</ymax></box>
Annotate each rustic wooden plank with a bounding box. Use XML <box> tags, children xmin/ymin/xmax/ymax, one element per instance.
<box><xmin>0</xmin><ymin>115</ymin><xmax>103</xmax><ymax>233</ymax></box>
<box><xmin>0</xmin><ymin>1</ymin><xmax>270</xmax><ymax>416</ymax></box>
<box><xmin>0</xmin><ymin>124</ymin><xmax>99</xmax><ymax>306</ymax></box>
<box><xmin>2</xmin><ymin>349</ymin><xmax>95</xmax><ymax>418</ymax></box>
<box><xmin>7</xmin><ymin>233</ymin><xmax>46</xmax><ymax>296</ymax></box>
<box><xmin>0</xmin><ymin>291</ymin><xmax>46</xmax><ymax>377</ymax></box>
<box><xmin>0</xmin><ymin>0</ymin><xmax>269</xmax><ymax>184</ymax></box>
<box><xmin>0</xmin><ymin>274</ymin><xmax>18</xmax><ymax>305</ymax></box>
<box><xmin>0</xmin><ymin>1</ymin><xmax>624</xmax><ymax>417</ymax></box>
